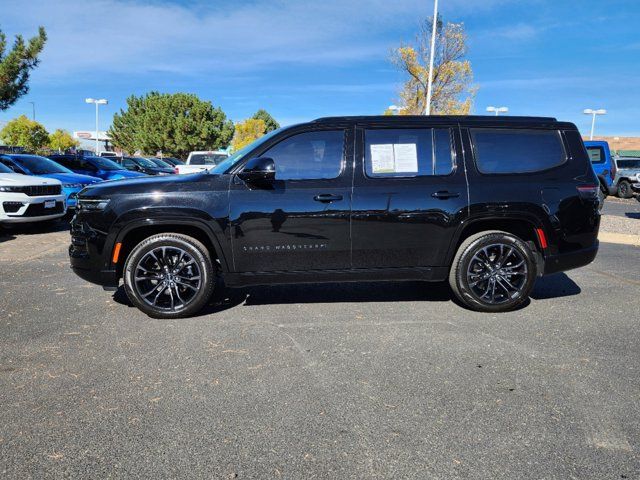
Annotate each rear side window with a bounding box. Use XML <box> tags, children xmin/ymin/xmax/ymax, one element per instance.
<box><xmin>587</xmin><ymin>146</ymin><xmax>605</xmax><ymax>164</ymax></box>
<box><xmin>471</xmin><ymin>128</ymin><xmax>566</xmax><ymax>174</ymax></box>
<box><xmin>364</xmin><ymin>128</ymin><xmax>453</xmax><ymax>177</ymax></box>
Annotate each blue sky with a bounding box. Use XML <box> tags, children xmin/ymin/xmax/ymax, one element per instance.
<box><xmin>1</xmin><ymin>0</ymin><xmax>639</xmax><ymax>137</ymax></box>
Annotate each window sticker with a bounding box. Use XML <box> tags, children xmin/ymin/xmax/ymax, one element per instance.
<box><xmin>369</xmin><ymin>143</ymin><xmax>419</xmax><ymax>174</ymax></box>
<box><xmin>370</xmin><ymin>144</ymin><xmax>395</xmax><ymax>173</ymax></box>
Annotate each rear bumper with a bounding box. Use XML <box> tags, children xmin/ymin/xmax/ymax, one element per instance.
<box><xmin>543</xmin><ymin>242</ymin><xmax>599</xmax><ymax>275</ymax></box>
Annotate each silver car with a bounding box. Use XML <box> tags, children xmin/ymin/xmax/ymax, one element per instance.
<box><xmin>612</xmin><ymin>157</ymin><xmax>640</xmax><ymax>198</ymax></box>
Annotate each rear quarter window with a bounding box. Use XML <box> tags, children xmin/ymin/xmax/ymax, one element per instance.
<box><xmin>471</xmin><ymin>128</ymin><xmax>566</xmax><ymax>174</ymax></box>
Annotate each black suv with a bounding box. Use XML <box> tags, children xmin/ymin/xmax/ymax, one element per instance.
<box><xmin>70</xmin><ymin>116</ymin><xmax>600</xmax><ymax>318</ymax></box>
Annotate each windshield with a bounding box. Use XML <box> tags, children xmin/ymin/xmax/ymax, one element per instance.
<box><xmin>209</xmin><ymin>129</ymin><xmax>282</xmax><ymax>174</ymax></box>
<box><xmin>86</xmin><ymin>156</ymin><xmax>123</xmax><ymax>171</ymax></box>
<box><xmin>135</xmin><ymin>157</ymin><xmax>161</xmax><ymax>168</ymax></box>
<box><xmin>9</xmin><ymin>155</ymin><xmax>73</xmax><ymax>175</ymax></box>
<box><xmin>189</xmin><ymin>153</ymin><xmax>229</xmax><ymax>166</ymax></box>
<box><xmin>150</xmin><ymin>158</ymin><xmax>172</xmax><ymax>168</ymax></box>
<box><xmin>0</xmin><ymin>162</ymin><xmax>14</xmax><ymax>174</ymax></box>
<box><xmin>616</xmin><ymin>159</ymin><xmax>640</xmax><ymax>169</ymax></box>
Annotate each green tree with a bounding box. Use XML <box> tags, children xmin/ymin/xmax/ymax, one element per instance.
<box><xmin>109</xmin><ymin>92</ymin><xmax>234</xmax><ymax>158</ymax></box>
<box><xmin>232</xmin><ymin>118</ymin><xmax>266</xmax><ymax>151</ymax></box>
<box><xmin>0</xmin><ymin>115</ymin><xmax>49</xmax><ymax>151</ymax></box>
<box><xmin>49</xmin><ymin>128</ymin><xmax>79</xmax><ymax>151</ymax></box>
<box><xmin>390</xmin><ymin>16</ymin><xmax>475</xmax><ymax>115</ymax></box>
<box><xmin>251</xmin><ymin>109</ymin><xmax>280</xmax><ymax>133</ymax></box>
<box><xmin>0</xmin><ymin>27</ymin><xmax>47</xmax><ymax>111</ymax></box>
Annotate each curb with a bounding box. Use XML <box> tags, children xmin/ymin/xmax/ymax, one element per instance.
<box><xmin>599</xmin><ymin>232</ymin><xmax>640</xmax><ymax>247</ymax></box>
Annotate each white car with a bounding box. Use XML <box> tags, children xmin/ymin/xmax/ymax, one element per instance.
<box><xmin>0</xmin><ymin>163</ymin><xmax>66</xmax><ymax>224</ymax></box>
<box><xmin>175</xmin><ymin>150</ymin><xmax>230</xmax><ymax>174</ymax></box>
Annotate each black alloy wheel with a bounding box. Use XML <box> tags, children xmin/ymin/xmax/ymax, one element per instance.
<box><xmin>123</xmin><ymin>233</ymin><xmax>215</xmax><ymax>318</ymax></box>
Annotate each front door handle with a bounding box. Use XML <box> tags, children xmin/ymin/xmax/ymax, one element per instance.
<box><xmin>431</xmin><ymin>191</ymin><xmax>460</xmax><ymax>199</ymax></box>
<box><xmin>314</xmin><ymin>194</ymin><xmax>343</xmax><ymax>203</ymax></box>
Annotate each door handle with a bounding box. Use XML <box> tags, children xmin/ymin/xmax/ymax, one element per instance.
<box><xmin>314</xmin><ymin>194</ymin><xmax>343</xmax><ymax>203</ymax></box>
<box><xmin>431</xmin><ymin>191</ymin><xmax>460</xmax><ymax>199</ymax></box>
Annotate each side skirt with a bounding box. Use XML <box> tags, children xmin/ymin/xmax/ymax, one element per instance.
<box><xmin>224</xmin><ymin>266</ymin><xmax>449</xmax><ymax>288</ymax></box>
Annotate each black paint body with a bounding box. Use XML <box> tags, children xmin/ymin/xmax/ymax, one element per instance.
<box><xmin>69</xmin><ymin>116</ymin><xmax>600</xmax><ymax>290</ymax></box>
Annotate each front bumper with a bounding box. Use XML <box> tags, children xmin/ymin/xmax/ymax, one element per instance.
<box><xmin>69</xmin><ymin>215</ymin><xmax>119</xmax><ymax>289</ymax></box>
<box><xmin>0</xmin><ymin>193</ymin><xmax>67</xmax><ymax>222</ymax></box>
<box><xmin>543</xmin><ymin>242</ymin><xmax>599</xmax><ymax>275</ymax></box>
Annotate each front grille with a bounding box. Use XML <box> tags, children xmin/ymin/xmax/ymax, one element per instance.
<box><xmin>3</xmin><ymin>201</ymin><xmax>23</xmax><ymax>213</ymax></box>
<box><xmin>3</xmin><ymin>185</ymin><xmax>62</xmax><ymax>196</ymax></box>
<box><xmin>18</xmin><ymin>201</ymin><xmax>64</xmax><ymax>217</ymax></box>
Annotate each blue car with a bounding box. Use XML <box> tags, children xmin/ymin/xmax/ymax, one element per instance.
<box><xmin>0</xmin><ymin>154</ymin><xmax>101</xmax><ymax>208</ymax></box>
<box><xmin>48</xmin><ymin>154</ymin><xmax>147</xmax><ymax>181</ymax></box>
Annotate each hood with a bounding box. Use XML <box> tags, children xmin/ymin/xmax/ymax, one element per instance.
<box><xmin>38</xmin><ymin>173</ymin><xmax>102</xmax><ymax>185</ymax></box>
<box><xmin>106</xmin><ymin>170</ymin><xmax>147</xmax><ymax>179</ymax></box>
<box><xmin>0</xmin><ymin>173</ymin><xmax>62</xmax><ymax>186</ymax></box>
<box><xmin>79</xmin><ymin>172</ymin><xmax>226</xmax><ymax>198</ymax></box>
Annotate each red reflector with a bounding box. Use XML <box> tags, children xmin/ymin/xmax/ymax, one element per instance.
<box><xmin>577</xmin><ymin>184</ymin><xmax>599</xmax><ymax>200</ymax></box>
<box><xmin>535</xmin><ymin>228</ymin><xmax>548</xmax><ymax>249</ymax></box>
<box><xmin>112</xmin><ymin>242</ymin><xmax>122</xmax><ymax>263</ymax></box>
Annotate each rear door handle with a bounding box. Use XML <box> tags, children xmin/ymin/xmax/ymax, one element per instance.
<box><xmin>431</xmin><ymin>191</ymin><xmax>460</xmax><ymax>199</ymax></box>
<box><xmin>314</xmin><ymin>194</ymin><xmax>343</xmax><ymax>203</ymax></box>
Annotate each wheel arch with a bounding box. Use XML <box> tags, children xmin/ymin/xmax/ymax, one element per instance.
<box><xmin>113</xmin><ymin>218</ymin><xmax>229</xmax><ymax>278</ymax></box>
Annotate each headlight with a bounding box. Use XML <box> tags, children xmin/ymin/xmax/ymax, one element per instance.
<box><xmin>77</xmin><ymin>198</ymin><xmax>110</xmax><ymax>211</ymax></box>
<box><xmin>0</xmin><ymin>186</ymin><xmax>14</xmax><ymax>192</ymax></box>
<box><xmin>63</xmin><ymin>183</ymin><xmax>83</xmax><ymax>188</ymax></box>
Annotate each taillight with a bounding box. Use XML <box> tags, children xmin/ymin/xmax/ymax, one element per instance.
<box><xmin>577</xmin><ymin>184</ymin><xmax>599</xmax><ymax>200</ymax></box>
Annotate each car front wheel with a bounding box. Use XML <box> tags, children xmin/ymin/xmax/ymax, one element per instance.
<box><xmin>123</xmin><ymin>233</ymin><xmax>215</xmax><ymax>318</ymax></box>
<box><xmin>449</xmin><ymin>231</ymin><xmax>537</xmax><ymax>312</ymax></box>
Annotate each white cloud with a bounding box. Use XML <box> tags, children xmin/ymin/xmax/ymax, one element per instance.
<box><xmin>1</xmin><ymin>0</ymin><xmax>521</xmax><ymax>80</ymax></box>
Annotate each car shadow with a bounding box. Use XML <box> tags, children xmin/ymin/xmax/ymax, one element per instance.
<box><xmin>530</xmin><ymin>273</ymin><xmax>581</xmax><ymax>299</ymax></box>
<box><xmin>0</xmin><ymin>216</ymin><xmax>71</xmax><ymax>240</ymax></box>
<box><xmin>625</xmin><ymin>212</ymin><xmax>640</xmax><ymax>219</ymax></box>
<box><xmin>112</xmin><ymin>274</ymin><xmax>582</xmax><ymax>317</ymax></box>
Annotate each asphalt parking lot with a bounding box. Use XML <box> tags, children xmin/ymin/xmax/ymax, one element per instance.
<box><xmin>1</xmin><ymin>201</ymin><xmax>640</xmax><ymax>479</ymax></box>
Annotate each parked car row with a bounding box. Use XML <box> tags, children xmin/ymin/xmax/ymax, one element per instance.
<box><xmin>585</xmin><ymin>140</ymin><xmax>640</xmax><ymax>198</ymax></box>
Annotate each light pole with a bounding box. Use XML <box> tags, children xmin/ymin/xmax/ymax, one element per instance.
<box><xmin>28</xmin><ymin>102</ymin><xmax>36</xmax><ymax>121</ymax></box>
<box><xmin>583</xmin><ymin>108</ymin><xmax>606</xmax><ymax>140</ymax></box>
<box><xmin>486</xmin><ymin>106</ymin><xmax>509</xmax><ymax>116</ymax></box>
<box><xmin>425</xmin><ymin>0</ymin><xmax>439</xmax><ymax>115</ymax></box>
<box><xmin>85</xmin><ymin>98</ymin><xmax>108</xmax><ymax>154</ymax></box>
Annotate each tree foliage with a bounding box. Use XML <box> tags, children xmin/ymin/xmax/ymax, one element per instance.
<box><xmin>0</xmin><ymin>27</ymin><xmax>47</xmax><ymax>111</ymax></box>
<box><xmin>0</xmin><ymin>115</ymin><xmax>49</xmax><ymax>152</ymax></box>
<box><xmin>49</xmin><ymin>129</ymin><xmax>79</xmax><ymax>151</ymax></box>
<box><xmin>232</xmin><ymin>118</ymin><xmax>267</xmax><ymax>152</ymax></box>
<box><xmin>251</xmin><ymin>109</ymin><xmax>280</xmax><ymax>133</ymax></box>
<box><xmin>109</xmin><ymin>92</ymin><xmax>235</xmax><ymax>158</ymax></box>
<box><xmin>390</xmin><ymin>16</ymin><xmax>475</xmax><ymax>115</ymax></box>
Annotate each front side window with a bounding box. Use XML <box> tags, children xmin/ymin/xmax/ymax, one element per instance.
<box><xmin>364</xmin><ymin>128</ymin><xmax>453</xmax><ymax>178</ymax></box>
<box><xmin>260</xmin><ymin>130</ymin><xmax>344</xmax><ymax>180</ymax></box>
<box><xmin>471</xmin><ymin>128</ymin><xmax>566</xmax><ymax>174</ymax></box>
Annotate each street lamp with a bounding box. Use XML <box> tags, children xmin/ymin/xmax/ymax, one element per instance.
<box><xmin>28</xmin><ymin>101</ymin><xmax>36</xmax><ymax>121</ymax></box>
<box><xmin>85</xmin><ymin>98</ymin><xmax>108</xmax><ymax>154</ymax></box>
<box><xmin>486</xmin><ymin>106</ymin><xmax>509</xmax><ymax>116</ymax></box>
<box><xmin>388</xmin><ymin>105</ymin><xmax>402</xmax><ymax>115</ymax></box>
<box><xmin>583</xmin><ymin>108</ymin><xmax>606</xmax><ymax>140</ymax></box>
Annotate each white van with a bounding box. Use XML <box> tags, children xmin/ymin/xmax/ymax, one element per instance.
<box><xmin>0</xmin><ymin>163</ymin><xmax>66</xmax><ymax>223</ymax></box>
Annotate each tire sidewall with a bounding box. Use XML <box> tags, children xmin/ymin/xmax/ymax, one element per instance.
<box><xmin>455</xmin><ymin>233</ymin><xmax>536</xmax><ymax>312</ymax></box>
<box><xmin>123</xmin><ymin>235</ymin><xmax>214</xmax><ymax>318</ymax></box>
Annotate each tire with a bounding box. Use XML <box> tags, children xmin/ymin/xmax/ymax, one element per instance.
<box><xmin>617</xmin><ymin>180</ymin><xmax>632</xmax><ymax>199</ymax></box>
<box><xmin>448</xmin><ymin>230</ymin><xmax>537</xmax><ymax>313</ymax></box>
<box><xmin>123</xmin><ymin>233</ymin><xmax>216</xmax><ymax>318</ymax></box>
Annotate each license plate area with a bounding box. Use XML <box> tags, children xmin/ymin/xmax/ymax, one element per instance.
<box><xmin>44</xmin><ymin>200</ymin><xmax>56</xmax><ymax>209</ymax></box>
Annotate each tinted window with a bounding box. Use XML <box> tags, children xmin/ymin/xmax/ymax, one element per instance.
<box><xmin>261</xmin><ymin>130</ymin><xmax>344</xmax><ymax>180</ymax></box>
<box><xmin>471</xmin><ymin>129</ymin><xmax>566</xmax><ymax>174</ymax></box>
<box><xmin>364</xmin><ymin>128</ymin><xmax>453</xmax><ymax>177</ymax></box>
<box><xmin>616</xmin><ymin>159</ymin><xmax>640</xmax><ymax>169</ymax></box>
<box><xmin>587</xmin><ymin>146</ymin><xmax>605</xmax><ymax>164</ymax></box>
<box><xmin>122</xmin><ymin>158</ymin><xmax>137</xmax><ymax>168</ymax></box>
<box><xmin>0</xmin><ymin>162</ymin><xmax>13</xmax><ymax>174</ymax></box>
<box><xmin>85</xmin><ymin>156</ymin><xmax>122</xmax><ymax>171</ymax></box>
<box><xmin>189</xmin><ymin>153</ymin><xmax>228</xmax><ymax>166</ymax></box>
<box><xmin>50</xmin><ymin>156</ymin><xmax>80</xmax><ymax>170</ymax></box>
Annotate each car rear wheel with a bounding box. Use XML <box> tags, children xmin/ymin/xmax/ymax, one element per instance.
<box><xmin>123</xmin><ymin>233</ymin><xmax>215</xmax><ymax>318</ymax></box>
<box><xmin>617</xmin><ymin>180</ymin><xmax>632</xmax><ymax>199</ymax></box>
<box><xmin>449</xmin><ymin>231</ymin><xmax>537</xmax><ymax>312</ymax></box>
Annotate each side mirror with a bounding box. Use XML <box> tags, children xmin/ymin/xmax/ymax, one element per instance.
<box><xmin>238</xmin><ymin>157</ymin><xmax>275</xmax><ymax>184</ymax></box>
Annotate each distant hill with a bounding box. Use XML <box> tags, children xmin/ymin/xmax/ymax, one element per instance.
<box><xmin>584</xmin><ymin>136</ymin><xmax>640</xmax><ymax>156</ymax></box>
